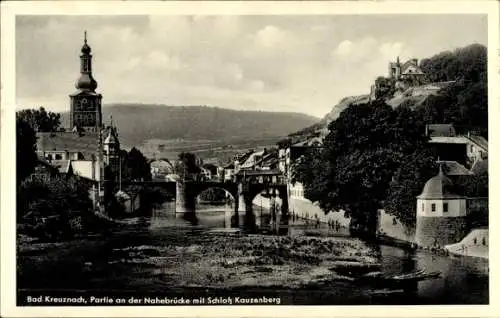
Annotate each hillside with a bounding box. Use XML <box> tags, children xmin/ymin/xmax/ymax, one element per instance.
<box><xmin>287</xmin><ymin>94</ymin><xmax>371</xmax><ymax>144</ymax></box>
<box><xmin>286</xmin><ymin>43</ymin><xmax>487</xmax><ymax>143</ymax></box>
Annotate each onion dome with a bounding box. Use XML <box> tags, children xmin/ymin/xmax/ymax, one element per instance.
<box><xmin>417</xmin><ymin>165</ymin><xmax>463</xmax><ymax>199</ymax></box>
<box><xmin>75</xmin><ymin>73</ymin><xmax>98</xmax><ymax>90</ymax></box>
<box><xmin>81</xmin><ymin>30</ymin><xmax>91</xmax><ymax>54</ymax></box>
<box><xmin>81</xmin><ymin>42</ymin><xmax>91</xmax><ymax>54</ymax></box>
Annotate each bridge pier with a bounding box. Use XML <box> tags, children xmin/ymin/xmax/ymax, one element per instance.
<box><xmin>243</xmin><ymin>193</ymin><xmax>257</xmax><ymax>232</ymax></box>
<box><xmin>175</xmin><ymin>182</ymin><xmax>197</xmax><ymax>224</ymax></box>
<box><xmin>231</xmin><ymin>184</ymin><xmax>244</xmax><ymax>227</ymax></box>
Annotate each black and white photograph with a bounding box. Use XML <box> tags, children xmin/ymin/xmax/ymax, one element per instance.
<box><xmin>1</xmin><ymin>1</ymin><xmax>498</xmax><ymax>317</ymax></box>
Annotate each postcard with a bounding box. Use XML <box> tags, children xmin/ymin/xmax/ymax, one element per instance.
<box><xmin>1</xmin><ymin>1</ymin><xmax>498</xmax><ymax>317</ymax></box>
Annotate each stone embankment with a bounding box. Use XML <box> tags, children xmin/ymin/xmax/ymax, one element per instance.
<box><xmin>444</xmin><ymin>228</ymin><xmax>488</xmax><ymax>259</ymax></box>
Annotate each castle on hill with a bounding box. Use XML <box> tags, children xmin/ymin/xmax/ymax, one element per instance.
<box><xmin>370</xmin><ymin>56</ymin><xmax>428</xmax><ymax>100</ymax></box>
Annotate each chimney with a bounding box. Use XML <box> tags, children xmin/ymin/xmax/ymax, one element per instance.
<box><xmin>412</xmin><ymin>58</ymin><xmax>418</xmax><ymax>66</ymax></box>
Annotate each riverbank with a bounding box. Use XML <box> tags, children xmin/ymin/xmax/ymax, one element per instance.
<box><xmin>17</xmin><ymin>208</ymin><xmax>489</xmax><ymax>305</ymax></box>
<box><xmin>18</xmin><ymin>226</ymin><xmax>379</xmax><ymax>290</ymax></box>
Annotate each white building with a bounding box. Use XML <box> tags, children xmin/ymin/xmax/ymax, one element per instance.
<box><xmin>415</xmin><ymin>166</ymin><xmax>468</xmax><ymax>247</ymax></box>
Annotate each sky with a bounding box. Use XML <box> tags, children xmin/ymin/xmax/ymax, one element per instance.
<box><xmin>16</xmin><ymin>15</ymin><xmax>487</xmax><ymax>118</ymax></box>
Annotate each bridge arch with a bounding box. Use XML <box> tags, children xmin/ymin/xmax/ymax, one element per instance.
<box><xmin>185</xmin><ymin>182</ymin><xmax>239</xmax><ymax>202</ymax></box>
<box><xmin>196</xmin><ymin>186</ymin><xmax>236</xmax><ymax>204</ymax></box>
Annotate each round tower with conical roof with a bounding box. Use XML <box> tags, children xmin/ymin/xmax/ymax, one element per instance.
<box><xmin>415</xmin><ymin>165</ymin><xmax>468</xmax><ymax>247</ymax></box>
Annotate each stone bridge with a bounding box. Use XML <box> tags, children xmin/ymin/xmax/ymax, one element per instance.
<box><xmin>104</xmin><ymin>170</ymin><xmax>288</xmax><ymax>228</ymax></box>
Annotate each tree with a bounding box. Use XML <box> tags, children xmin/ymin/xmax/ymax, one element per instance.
<box><xmin>16</xmin><ymin>107</ymin><xmax>61</xmax><ymax>132</ymax></box>
<box><xmin>293</xmin><ymin>101</ymin><xmax>429</xmax><ymax>237</ymax></box>
<box><xmin>383</xmin><ymin>149</ymin><xmax>438</xmax><ymax>228</ymax></box>
<box><xmin>174</xmin><ymin>152</ymin><xmax>201</xmax><ymax>179</ymax></box>
<box><xmin>18</xmin><ymin>176</ymin><xmax>95</xmax><ymax>240</ymax></box>
<box><xmin>16</xmin><ymin>117</ymin><xmax>38</xmax><ymax>186</ymax></box>
<box><xmin>374</xmin><ymin>76</ymin><xmax>396</xmax><ymax>100</ymax></box>
<box><xmin>417</xmin><ymin>44</ymin><xmax>487</xmax><ymax>138</ymax></box>
<box><xmin>115</xmin><ymin>148</ymin><xmax>151</xmax><ymax>182</ymax></box>
<box><xmin>126</xmin><ymin>147</ymin><xmax>152</xmax><ymax>181</ymax></box>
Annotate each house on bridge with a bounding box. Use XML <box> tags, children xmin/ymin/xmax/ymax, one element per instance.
<box><xmin>222</xmin><ymin>150</ymin><xmax>255</xmax><ymax>182</ymax></box>
<box><xmin>201</xmin><ymin>163</ymin><xmax>219</xmax><ymax>181</ymax></box>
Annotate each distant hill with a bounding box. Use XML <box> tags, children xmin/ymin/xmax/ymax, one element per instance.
<box><xmin>60</xmin><ymin>103</ymin><xmax>318</xmax><ymax>149</ymax></box>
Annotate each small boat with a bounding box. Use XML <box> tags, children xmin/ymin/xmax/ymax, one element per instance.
<box><xmin>355</xmin><ymin>269</ymin><xmax>441</xmax><ymax>288</ymax></box>
<box><xmin>329</xmin><ymin>261</ymin><xmax>382</xmax><ymax>276</ymax></box>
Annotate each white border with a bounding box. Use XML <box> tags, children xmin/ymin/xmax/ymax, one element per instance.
<box><xmin>2</xmin><ymin>1</ymin><xmax>499</xmax><ymax>317</ymax></box>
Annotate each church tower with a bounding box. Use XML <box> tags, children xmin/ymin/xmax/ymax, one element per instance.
<box><xmin>69</xmin><ymin>31</ymin><xmax>103</xmax><ymax>132</ymax></box>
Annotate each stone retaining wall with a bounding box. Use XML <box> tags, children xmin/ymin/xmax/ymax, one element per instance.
<box><xmin>416</xmin><ymin>216</ymin><xmax>467</xmax><ymax>247</ymax></box>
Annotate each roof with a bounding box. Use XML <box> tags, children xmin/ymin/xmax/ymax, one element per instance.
<box><xmin>103</xmin><ymin>126</ymin><xmax>119</xmax><ymax>145</ymax></box>
<box><xmin>437</xmin><ymin>160</ymin><xmax>472</xmax><ymax>176</ymax></box>
<box><xmin>465</xmin><ymin>135</ymin><xmax>488</xmax><ymax>151</ymax></box>
<box><xmin>236</xmin><ymin>169</ymin><xmax>282</xmax><ymax>176</ymax></box>
<box><xmin>240</xmin><ymin>150</ymin><xmax>266</xmax><ymax>168</ymax></box>
<box><xmin>293</xmin><ymin>136</ymin><xmax>323</xmax><ymax>147</ymax></box>
<box><xmin>417</xmin><ymin>167</ymin><xmax>464</xmax><ymax>199</ymax></box>
<box><xmin>426</xmin><ymin>124</ymin><xmax>456</xmax><ymax>137</ymax></box>
<box><xmin>401</xmin><ymin>61</ymin><xmax>424</xmax><ymax>75</ymax></box>
<box><xmin>69</xmin><ymin>90</ymin><xmax>102</xmax><ymax>97</ymax></box>
<box><xmin>429</xmin><ymin>136</ymin><xmax>468</xmax><ymax>144</ymax></box>
<box><xmin>234</xmin><ymin>150</ymin><xmax>254</xmax><ymax>162</ymax></box>
<box><xmin>37</xmin><ymin>131</ymin><xmax>99</xmax><ymax>159</ymax></box>
<box><xmin>50</xmin><ymin>160</ymin><xmax>73</xmax><ymax>174</ymax></box>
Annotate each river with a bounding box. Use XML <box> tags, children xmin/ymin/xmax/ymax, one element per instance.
<box><xmin>17</xmin><ymin>202</ymin><xmax>489</xmax><ymax>305</ymax></box>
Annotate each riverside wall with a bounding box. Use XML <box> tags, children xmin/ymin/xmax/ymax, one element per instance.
<box><xmin>252</xmin><ymin>194</ymin><xmax>350</xmax><ymax>227</ymax></box>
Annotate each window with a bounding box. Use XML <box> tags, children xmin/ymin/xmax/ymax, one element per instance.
<box><xmin>443</xmin><ymin>203</ymin><xmax>448</xmax><ymax>213</ymax></box>
<box><xmin>431</xmin><ymin>203</ymin><xmax>436</xmax><ymax>212</ymax></box>
<box><xmin>55</xmin><ymin>154</ymin><xmax>62</xmax><ymax>160</ymax></box>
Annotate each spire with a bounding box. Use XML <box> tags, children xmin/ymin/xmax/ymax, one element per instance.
<box><xmin>396</xmin><ymin>56</ymin><xmax>400</xmax><ymax>64</ymax></box>
<box><xmin>438</xmin><ymin>162</ymin><xmax>444</xmax><ymax>176</ymax></box>
<box><xmin>76</xmin><ymin>30</ymin><xmax>97</xmax><ymax>90</ymax></box>
<box><xmin>81</xmin><ymin>30</ymin><xmax>91</xmax><ymax>54</ymax></box>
